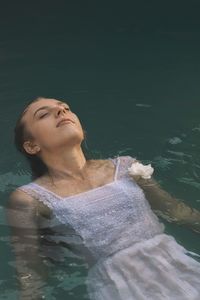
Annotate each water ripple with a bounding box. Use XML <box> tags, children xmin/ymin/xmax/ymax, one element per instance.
<box><xmin>0</xmin><ymin>171</ymin><xmax>30</xmax><ymax>192</ymax></box>
<box><xmin>177</xmin><ymin>177</ymin><xmax>200</xmax><ymax>190</ymax></box>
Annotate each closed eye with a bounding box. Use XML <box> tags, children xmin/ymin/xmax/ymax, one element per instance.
<box><xmin>39</xmin><ymin>112</ymin><xmax>49</xmax><ymax>119</ymax></box>
<box><xmin>64</xmin><ymin>107</ymin><xmax>70</xmax><ymax>111</ymax></box>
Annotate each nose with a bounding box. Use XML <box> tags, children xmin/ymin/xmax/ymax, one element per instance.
<box><xmin>54</xmin><ymin>105</ymin><xmax>67</xmax><ymax>117</ymax></box>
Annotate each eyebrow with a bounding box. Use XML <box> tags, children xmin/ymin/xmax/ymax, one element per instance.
<box><xmin>33</xmin><ymin>106</ymin><xmax>50</xmax><ymax>117</ymax></box>
<box><xmin>33</xmin><ymin>101</ymin><xmax>69</xmax><ymax>117</ymax></box>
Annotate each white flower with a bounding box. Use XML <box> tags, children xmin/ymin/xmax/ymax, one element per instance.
<box><xmin>128</xmin><ymin>161</ymin><xmax>154</xmax><ymax>179</ymax></box>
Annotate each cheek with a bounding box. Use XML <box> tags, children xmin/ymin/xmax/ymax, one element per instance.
<box><xmin>73</xmin><ymin>113</ymin><xmax>83</xmax><ymax>129</ymax></box>
<box><xmin>28</xmin><ymin>122</ymin><xmax>53</xmax><ymax>142</ymax></box>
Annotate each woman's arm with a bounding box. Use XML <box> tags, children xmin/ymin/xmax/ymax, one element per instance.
<box><xmin>134</xmin><ymin>176</ymin><xmax>200</xmax><ymax>233</ymax></box>
<box><xmin>6</xmin><ymin>189</ymin><xmax>48</xmax><ymax>300</ymax></box>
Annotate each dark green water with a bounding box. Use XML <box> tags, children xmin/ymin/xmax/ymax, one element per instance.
<box><xmin>1</xmin><ymin>1</ymin><xmax>200</xmax><ymax>299</ymax></box>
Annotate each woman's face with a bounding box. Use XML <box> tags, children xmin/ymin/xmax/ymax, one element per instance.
<box><xmin>21</xmin><ymin>98</ymin><xmax>84</xmax><ymax>155</ymax></box>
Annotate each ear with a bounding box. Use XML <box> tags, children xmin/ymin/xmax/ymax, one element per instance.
<box><xmin>23</xmin><ymin>141</ymin><xmax>41</xmax><ymax>155</ymax></box>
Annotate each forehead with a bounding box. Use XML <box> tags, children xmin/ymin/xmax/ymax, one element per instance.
<box><xmin>22</xmin><ymin>98</ymin><xmax>68</xmax><ymax>118</ymax></box>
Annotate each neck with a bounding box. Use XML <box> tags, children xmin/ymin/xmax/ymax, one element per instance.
<box><xmin>40</xmin><ymin>146</ymin><xmax>87</xmax><ymax>181</ymax></box>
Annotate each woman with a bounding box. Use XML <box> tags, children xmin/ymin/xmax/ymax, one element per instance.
<box><xmin>7</xmin><ymin>97</ymin><xmax>200</xmax><ymax>300</ymax></box>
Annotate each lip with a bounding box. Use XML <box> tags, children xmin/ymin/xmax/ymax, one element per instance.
<box><xmin>56</xmin><ymin>118</ymin><xmax>75</xmax><ymax>127</ymax></box>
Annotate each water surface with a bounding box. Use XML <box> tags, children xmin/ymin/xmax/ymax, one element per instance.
<box><xmin>1</xmin><ymin>1</ymin><xmax>200</xmax><ymax>299</ymax></box>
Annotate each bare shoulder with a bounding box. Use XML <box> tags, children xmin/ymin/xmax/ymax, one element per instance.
<box><xmin>88</xmin><ymin>159</ymin><xmax>116</xmax><ymax>182</ymax></box>
<box><xmin>7</xmin><ymin>189</ymin><xmax>40</xmax><ymax>229</ymax></box>
<box><xmin>89</xmin><ymin>158</ymin><xmax>115</xmax><ymax>170</ymax></box>
<box><xmin>8</xmin><ymin>189</ymin><xmax>35</xmax><ymax>209</ymax></box>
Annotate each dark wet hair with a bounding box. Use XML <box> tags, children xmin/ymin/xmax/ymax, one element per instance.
<box><xmin>14</xmin><ymin>97</ymin><xmax>49</xmax><ymax>180</ymax></box>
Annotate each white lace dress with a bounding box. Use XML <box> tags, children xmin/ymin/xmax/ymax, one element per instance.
<box><xmin>18</xmin><ymin>156</ymin><xmax>200</xmax><ymax>300</ymax></box>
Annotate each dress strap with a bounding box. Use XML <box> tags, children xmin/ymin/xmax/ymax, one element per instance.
<box><xmin>108</xmin><ymin>157</ymin><xmax>120</xmax><ymax>181</ymax></box>
<box><xmin>115</xmin><ymin>156</ymin><xmax>136</xmax><ymax>180</ymax></box>
<box><xmin>17</xmin><ymin>184</ymin><xmax>38</xmax><ymax>199</ymax></box>
<box><xmin>114</xmin><ymin>157</ymin><xmax>120</xmax><ymax>181</ymax></box>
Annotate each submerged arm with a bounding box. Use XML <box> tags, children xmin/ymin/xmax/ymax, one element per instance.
<box><xmin>6</xmin><ymin>190</ymin><xmax>48</xmax><ymax>300</ymax></box>
<box><xmin>133</xmin><ymin>176</ymin><xmax>200</xmax><ymax>233</ymax></box>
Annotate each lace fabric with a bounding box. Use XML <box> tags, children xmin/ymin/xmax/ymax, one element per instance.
<box><xmin>17</xmin><ymin>156</ymin><xmax>200</xmax><ymax>299</ymax></box>
<box><xmin>18</xmin><ymin>156</ymin><xmax>164</xmax><ymax>261</ymax></box>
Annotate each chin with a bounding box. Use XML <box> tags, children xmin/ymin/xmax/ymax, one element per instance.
<box><xmin>63</xmin><ymin>132</ymin><xmax>84</xmax><ymax>146</ymax></box>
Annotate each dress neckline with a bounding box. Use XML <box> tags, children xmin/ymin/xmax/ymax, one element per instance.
<box><xmin>30</xmin><ymin>157</ymin><xmax>120</xmax><ymax>201</ymax></box>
